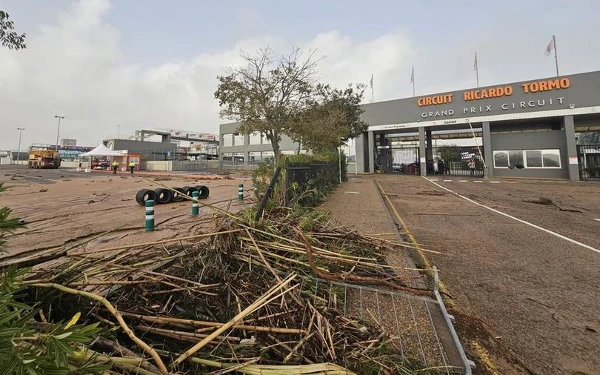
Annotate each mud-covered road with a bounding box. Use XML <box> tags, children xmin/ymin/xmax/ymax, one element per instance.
<box><xmin>376</xmin><ymin>175</ymin><xmax>599</xmax><ymax>375</ymax></box>
<box><xmin>0</xmin><ymin>165</ymin><xmax>252</xmax><ymax>259</ymax></box>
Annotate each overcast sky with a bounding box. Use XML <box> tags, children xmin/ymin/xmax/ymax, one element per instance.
<box><xmin>1</xmin><ymin>0</ymin><xmax>599</xmax><ymax>150</ymax></box>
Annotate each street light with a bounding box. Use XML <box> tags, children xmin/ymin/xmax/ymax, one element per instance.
<box><xmin>16</xmin><ymin>127</ymin><xmax>25</xmax><ymax>165</ymax></box>
<box><xmin>54</xmin><ymin>115</ymin><xmax>65</xmax><ymax>151</ymax></box>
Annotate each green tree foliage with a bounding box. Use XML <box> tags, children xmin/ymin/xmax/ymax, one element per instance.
<box><xmin>293</xmin><ymin>83</ymin><xmax>367</xmax><ymax>154</ymax></box>
<box><xmin>0</xmin><ymin>11</ymin><xmax>27</xmax><ymax>50</ymax></box>
<box><xmin>215</xmin><ymin>47</ymin><xmax>317</xmax><ymax>160</ymax></box>
<box><xmin>0</xmin><ymin>183</ymin><xmax>21</xmax><ymax>253</ymax></box>
<box><xmin>0</xmin><ymin>268</ymin><xmax>108</xmax><ymax>375</ymax></box>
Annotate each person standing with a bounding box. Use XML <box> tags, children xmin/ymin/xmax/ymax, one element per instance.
<box><xmin>433</xmin><ymin>158</ymin><xmax>439</xmax><ymax>175</ymax></box>
<box><xmin>129</xmin><ymin>160</ymin><xmax>135</xmax><ymax>174</ymax></box>
<box><xmin>111</xmin><ymin>160</ymin><xmax>119</xmax><ymax>174</ymax></box>
<box><xmin>468</xmin><ymin>157</ymin><xmax>476</xmax><ymax>177</ymax></box>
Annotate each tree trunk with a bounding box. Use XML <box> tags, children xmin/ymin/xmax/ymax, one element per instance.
<box><xmin>271</xmin><ymin>129</ymin><xmax>281</xmax><ymax>161</ymax></box>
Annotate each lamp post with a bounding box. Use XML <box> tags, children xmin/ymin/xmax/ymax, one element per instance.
<box><xmin>16</xmin><ymin>127</ymin><xmax>25</xmax><ymax>165</ymax></box>
<box><xmin>54</xmin><ymin>115</ymin><xmax>64</xmax><ymax>151</ymax></box>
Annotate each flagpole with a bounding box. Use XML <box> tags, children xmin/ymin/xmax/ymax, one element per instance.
<box><xmin>553</xmin><ymin>35</ymin><xmax>559</xmax><ymax>77</ymax></box>
<box><xmin>370</xmin><ymin>74</ymin><xmax>374</xmax><ymax>103</ymax></box>
<box><xmin>475</xmin><ymin>52</ymin><xmax>480</xmax><ymax>88</ymax></box>
<box><xmin>411</xmin><ymin>66</ymin><xmax>415</xmax><ymax>97</ymax></box>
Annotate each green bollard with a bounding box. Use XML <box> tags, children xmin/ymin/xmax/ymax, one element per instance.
<box><xmin>191</xmin><ymin>190</ymin><xmax>199</xmax><ymax>216</ymax></box>
<box><xmin>145</xmin><ymin>200</ymin><xmax>154</xmax><ymax>232</ymax></box>
<box><xmin>238</xmin><ymin>183</ymin><xmax>244</xmax><ymax>201</ymax></box>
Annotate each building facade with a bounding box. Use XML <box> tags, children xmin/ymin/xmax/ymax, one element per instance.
<box><xmin>359</xmin><ymin>70</ymin><xmax>600</xmax><ymax>181</ymax></box>
<box><xmin>218</xmin><ymin>71</ymin><xmax>600</xmax><ymax>181</ymax></box>
<box><xmin>219</xmin><ymin>122</ymin><xmax>302</xmax><ymax>165</ymax></box>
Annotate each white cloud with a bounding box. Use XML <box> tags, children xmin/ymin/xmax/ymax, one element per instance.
<box><xmin>1</xmin><ymin>0</ymin><xmax>599</xmax><ymax>150</ymax></box>
<box><xmin>0</xmin><ymin>0</ymin><xmax>416</xmax><ymax>150</ymax></box>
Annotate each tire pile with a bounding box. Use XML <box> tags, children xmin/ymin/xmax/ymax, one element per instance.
<box><xmin>135</xmin><ymin>185</ymin><xmax>210</xmax><ymax>206</ymax></box>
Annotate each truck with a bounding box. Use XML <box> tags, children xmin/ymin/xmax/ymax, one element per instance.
<box><xmin>28</xmin><ymin>147</ymin><xmax>61</xmax><ymax>169</ymax></box>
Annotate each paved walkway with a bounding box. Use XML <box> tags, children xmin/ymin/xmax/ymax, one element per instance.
<box><xmin>320</xmin><ymin>175</ymin><xmax>466</xmax><ymax>372</ymax></box>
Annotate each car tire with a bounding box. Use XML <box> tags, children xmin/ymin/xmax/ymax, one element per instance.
<box><xmin>136</xmin><ymin>189</ymin><xmax>157</xmax><ymax>206</ymax></box>
<box><xmin>171</xmin><ymin>187</ymin><xmax>186</xmax><ymax>202</ymax></box>
<box><xmin>195</xmin><ymin>185</ymin><xmax>210</xmax><ymax>199</ymax></box>
<box><xmin>182</xmin><ymin>186</ymin><xmax>196</xmax><ymax>197</ymax></box>
<box><xmin>154</xmin><ymin>188</ymin><xmax>173</xmax><ymax>204</ymax></box>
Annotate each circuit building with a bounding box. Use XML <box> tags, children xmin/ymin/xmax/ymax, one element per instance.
<box><xmin>356</xmin><ymin>70</ymin><xmax>600</xmax><ymax>181</ymax></box>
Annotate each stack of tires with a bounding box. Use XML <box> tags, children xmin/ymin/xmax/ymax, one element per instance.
<box><xmin>135</xmin><ymin>185</ymin><xmax>210</xmax><ymax>206</ymax></box>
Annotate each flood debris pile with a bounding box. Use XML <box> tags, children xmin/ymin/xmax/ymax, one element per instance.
<box><xmin>12</xmin><ymin>208</ymin><xmax>445</xmax><ymax>375</ymax></box>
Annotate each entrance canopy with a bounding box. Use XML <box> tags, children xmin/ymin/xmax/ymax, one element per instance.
<box><xmin>80</xmin><ymin>144</ymin><xmax>125</xmax><ymax>157</ymax></box>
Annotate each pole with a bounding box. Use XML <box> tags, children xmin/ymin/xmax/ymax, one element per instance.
<box><xmin>370</xmin><ymin>74</ymin><xmax>374</xmax><ymax>103</ymax></box>
<box><xmin>411</xmin><ymin>65</ymin><xmax>415</xmax><ymax>97</ymax></box>
<box><xmin>553</xmin><ymin>35</ymin><xmax>559</xmax><ymax>77</ymax></box>
<box><xmin>466</xmin><ymin>119</ymin><xmax>486</xmax><ymax>172</ymax></box>
<box><xmin>238</xmin><ymin>183</ymin><xmax>244</xmax><ymax>201</ymax></box>
<box><xmin>338</xmin><ymin>146</ymin><xmax>343</xmax><ymax>183</ymax></box>
<box><xmin>475</xmin><ymin>53</ymin><xmax>480</xmax><ymax>88</ymax></box>
<box><xmin>145</xmin><ymin>200</ymin><xmax>155</xmax><ymax>232</ymax></box>
<box><xmin>16</xmin><ymin>127</ymin><xmax>24</xmax><ymax>164</ymax></box>
<box><xmin>54</xmin><ymin>115</ymin><xmax>64</xmax><ymax>151</ymax></box>
<box><xmin>191</xmin><ymin>190</ymin><xmax>199</xmax><ymax>216</ymax></box>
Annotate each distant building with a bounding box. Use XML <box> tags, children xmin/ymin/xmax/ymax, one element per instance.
<box><xmin>104</xmin><ymin>138</ymin><xmax>178</xmax><ymax>161</ymax></box>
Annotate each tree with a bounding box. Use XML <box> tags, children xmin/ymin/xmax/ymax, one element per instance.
<box><xmin>293</xmin><ymin>83</ymin><xmax>367</xmax><ymax>154</ymax></box>
<box><xmin>215</xmin><ymin>47</ymin><xmax>317</xmax><ymax>160</ymax></box>
<box><xmin>0</xmin><ymin>11</ymin><xmax>26</xmax><ymax>50</ymax></box>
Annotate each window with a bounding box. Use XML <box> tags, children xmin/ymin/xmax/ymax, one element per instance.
<box><xmin>508</xmin><ymin>150</ymin><xmax>524</xmax><ymax>167</ymax></box>
<box><xmin>542</xmin><ymin>150</ymin><xmax>561</xmax><ymax>167</ymax></box>
<box><xmin>493</xmin><ymin>149</ymin><xmax>561</xmax><ymax>169</ymax></box>
<box><xmin>262</xmin><ymin>151</ymin><xmax>275</xmax><ymax>162</ymax></box>
<box><xmin>233</xmin><ymin>133</ymin><xmax>245</xmax><ymax>146</ymax></box>
<box><xmin>493</xmin><ymin>151</ymin><xmax>509</xmax><ymax>168</ymax></box>
<box><xmin>222</xmin><ymin>134</ymin><xmax>233</xmax><ymax>147</ymax></box>
<box><xmin>525</xmin><ymin>150</ymin><xmax>543</xmax><ymax>168</ymax></box>
<box><xmin>249</xmin><ymin>151</ymin><xmax>261</xmax><ymax>164</ymax></box>
<box><xmin>249</xmin><ymin>132</ymin><xmax>262</xmax><ymax>145</ymax></box>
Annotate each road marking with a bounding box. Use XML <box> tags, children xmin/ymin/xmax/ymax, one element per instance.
<box><xmin>473</xmin><ymin>181</ymin><xmax>483</xmax><ymax>183</ymax></box>
<box><xmin>459</xmin><ymin>180</ymin><xmax>467</xmax><ymax>183</ymax></box>
<box><xmin>443</xmin><ymin>180</ymin><xmax>452</xmax><ymax>182</ymax></box>
<box><xmin>490</xmin><ymin>181</ymin><xmax>500</xmax><ymax>184</ymax></box>
<box><xmin>430</xmin><ymin>179</ymin><xmax>439</xmax><ymax>182</ymax></box>
<box><xmin>424</xmin><ymin>177</ymin><xmax>600</xmax><ymax>255</ymax></box>
<box><xmin>595</xmin><ymin>219</ymin><xmax>600</xmax><ymax>222</ymax></box>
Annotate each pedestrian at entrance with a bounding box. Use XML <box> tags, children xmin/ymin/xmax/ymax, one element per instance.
<box><xmin>433</xmin><ymin>158</ymin><xmax>439</xmax><ymax>174</ymax></box>
<box><xmin>111</xmin><ymin>161</ymin><xmax>119</xmax><ymax>174</ymax></box>
<box><xmin>468</xmin><ymin>157</ymin><xmax>476</xmax><ymax>176</ymax></box>
<box><xmin>129</xmin><ymin>160</ymin><xmax>135</xmax><ymax>174</ymax></box>
<box><xmin>439</xmin><ymin>159</ymin><xmax>446</xmax><ymax>175</ymax></box>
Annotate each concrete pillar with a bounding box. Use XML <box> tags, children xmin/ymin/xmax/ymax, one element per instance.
<box><xmin>419</xmin><ymin>127</ymin><xmax>426</xmax><ymax>176</ymax></box>
<box><xmin>243</xmin><ymin>133</ymin><xmax>250</xmax><ymax>166</ymax></box>
<box><xmin>368</xmin><ymin>131</ymin><xmax>375</xmax><ymax>173</ymax></box>
<box><xmin>564</xmin><ymin>115</ymin><xmax>580</xmax><ymax>182</ymax></box>
<box><xmin>355</xmin><ymin>134</ymin><xmax>366</xmax><ymax>173</ymax></box>
<box><xmin>482</xmin><ymin>122</ymin><xmax>493</xmax><ymax>178</ymax></box>
<box><xmin>426</xmin><ymin>129</ymin><xmax>433</xmax><ymax>161</ymax></box>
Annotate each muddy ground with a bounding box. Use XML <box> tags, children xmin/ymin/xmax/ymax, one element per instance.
<box><xmin>376</xmin><ymin>175</ymin><xmax>600</xmax><ymax>375</ymax></box>
<box><xmin>0</xmin><ymin>165</ymin><xmax>253</xmax><ymax>258</ymax></box>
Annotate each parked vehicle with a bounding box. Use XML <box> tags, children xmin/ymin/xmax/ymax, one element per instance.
<box><xmin>27</xmin><ymin>148</ymin><xmax>60</xmax><ymax>169</ymax></box>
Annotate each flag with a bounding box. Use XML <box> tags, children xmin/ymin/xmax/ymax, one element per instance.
<box><xmin>474</xmin><ymin>52</ymin><xmax>478</xmax><ymax>71</ymax></box>
<box><xmin>410</xmin><ymin>66</ymin><xmax>414</xmax><ymax>83</ymax></box>
<box><xmin>545</xmin><ymin>36</ymin><xmax>555</xmax><ymax>57</ymax></box>
<box><xmin>369</xmin><ymin>74</ymin><xmax>373</xmax><ymax>89</ymax></box>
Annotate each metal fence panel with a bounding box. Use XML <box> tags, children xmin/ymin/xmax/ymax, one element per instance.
<box><xmin>577</xmin><ymin>144</ymin><xmax>600</xmax><ymax>181</ymax></box>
